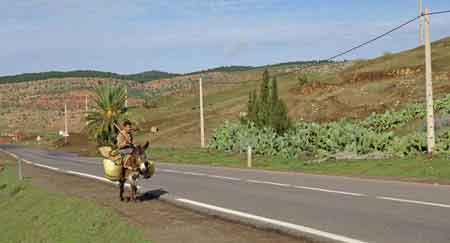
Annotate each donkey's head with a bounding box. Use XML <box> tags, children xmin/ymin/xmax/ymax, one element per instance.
<box><xmin>132</xmin><ymin>141</ymin><xmax>151</xmax><ymax>178</ymax></box>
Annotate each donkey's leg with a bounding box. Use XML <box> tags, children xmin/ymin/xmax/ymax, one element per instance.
<box><xmin>119</xmin><ymin>167</ymin><xmax>126</xmax><ymax>201</ymax></box>
<box><xmin>131</xmin><ymin>184</ymin><xmax>136</xmax><ymax>202</ymax></box>
<box><xmin>130</xmin><ymin>176</ymin><xmax>138</xmax><ymax>202</ymax></box>
<box><xmin>119</xmin><ymin>179</ymin><xmax>125</xmax><ymax>201</ymax></box>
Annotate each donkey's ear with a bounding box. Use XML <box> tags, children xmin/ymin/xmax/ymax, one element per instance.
<box><xmin>143</xmin><ymin>141</ymin><xmax>150</xmax><ymax>150</ymax></box>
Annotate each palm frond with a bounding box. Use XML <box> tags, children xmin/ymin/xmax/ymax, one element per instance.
<box><xmin>85</xmin><ymin>84</ymin><xmax>128</xmax><ymax>146</ymax></box>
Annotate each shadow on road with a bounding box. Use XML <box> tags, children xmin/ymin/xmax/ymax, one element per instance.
<box><xmin>138</xmin><ymin>188</ymin><xmax>168</xmax><ymax>201</ymax></box>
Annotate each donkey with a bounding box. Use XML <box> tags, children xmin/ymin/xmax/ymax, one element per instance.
<box><xmin>119</xmin><ymin>141</ymin><xmax>152</xmax><ymax>202</ymax></box>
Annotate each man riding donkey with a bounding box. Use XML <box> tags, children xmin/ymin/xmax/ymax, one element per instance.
<box><xmin>116</xmin><ymin>120</ymin><xmax>135</xmax><ymax>169</ymax></box>
<box><xmin>112</xmin><ymin>120</ymin><xmax>153</xmax><ymax>202</ymax></box>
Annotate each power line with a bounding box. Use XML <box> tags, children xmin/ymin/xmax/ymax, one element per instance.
<box><xmin>326</xmin><ymin>16</ymin><xmax>420</xmax><ymax>61</ymax></box>
<box><xmin>189</xmin><ymin>10</ymin><xmax>450</xmax><ymax>84</ymax></box>
<box><xmin>326</xmin><ymin>10</ymin><xmax>450</xmax><ymax>61</ymax></box>
<box><xmin>427</xmin><ymin>10</ymin><xmax>450</xmax><ymax>16</ymax></box>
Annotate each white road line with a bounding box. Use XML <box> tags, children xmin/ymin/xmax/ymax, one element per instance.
<box><xmin>23</xmin><ymin>158</ymin><xmax>139</xmax><ymax>190</ymax></box>
<box><xmin>27</xmin><ymin>161</ymin><xmax>61</xmax><ymax>171</ymax></box>
<box><xmin>207</xmin><ymin>175</ymin><xmax>241</xmax><ymax>181</ymax></box>
<box><xmin>0</xmin><ymin>149</ymin><xmax>19</xmax><ymax>159</ymax></box>
<box><xmin>64</xmin><ymin>169</ymin><xmax>139</xmax><ymax>190</ymax></box>
<box><xmin>246</xmin><ymin>179</ymin><xmax>291</xmax><ymax>187</ymax></box>
<box><xmin>22</xmin><ymin>160</ymin><xmax>32</xmax><ymax>164</ymax></box>
<box><xmin>6</xmin><ymin>149</ymin><xmax>144</xmax><ymax>192</ymax></box>
<box><xmin>183</xmin><ymin>172</ymin><xmax>206</xmax><ymax>176</ymax></box>
<box><xmin>159</xmin><ymin>168</ymin><xmax>365</xmax><ymax>197</ymax></box>
<box><xmin>377</xmin><ymin>196</ymin><xmax>450</xmax><ymax>208</ymax></box>
<box><xmin>160</xmin><ymin>169</ymin><xmax>184</xmax><ymax>174</ymax></box>
<box><xmin>66</xmin><ymin>170</ymin><xmax>114</xmax><ymax>184</ymax></box>
<box><xmin>293</xmin><ymin>185</ymin><xmax>366</xmax><ymax>197</ymax></box>
<box><xmin>177</xmin><ymin>198</ymin><xmax>368</xmax><ymax>243</ymax></box>
<box><xmin>246</xmin><ymin>179</ymin><xmax>365</xmax><ymax>197</ymax></box>
<box><xmin>161</xmin><ymin>169</ymin><xmax>241</xmax><ymax>181</ymax></box>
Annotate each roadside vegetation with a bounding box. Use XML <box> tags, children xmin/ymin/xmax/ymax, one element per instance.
<box><xmin>0</xmin><ymin>160</ymin><xmax>149</xmax><ymax>243</ymax></box>
<box><xmin>210</xmin><ymin>92</ymin><xmax>450</xmax><ymax>160</ymax></box>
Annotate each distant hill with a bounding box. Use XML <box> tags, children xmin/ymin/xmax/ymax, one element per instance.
<box><xmin>0</xmin><ymin>59</ymin><xmax>334</xmax><ymax>85</ymax></box>
<box><xmin>185</xmin><ymin>65</ymin><xmax>255</xmax><ymax>75</ymax></box>
<box><xmin>262</xmin><ymin>60</ymin><xmax>333</xmax><ymax>69</ymax></box>
<box><xmin>0</xmin><ymin>70</ymin><xmax>180</xmax><ymax>84</ymax></box>
<box><xmin>185</xmin><ymin>60</ymin><xmax>333</xmax><ymax>75</ymax></box>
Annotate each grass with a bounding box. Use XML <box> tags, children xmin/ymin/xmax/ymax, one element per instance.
<box><xmin>301</xmin><ymin>156</ymin><xmax>450</xmax><ymax>183</ymax></box>
<box><xmin>0</xmin><ymin>161</ymin><xmax>150</xmax><ymax>243</ymax></box>
<box><xmin>344</xmin><ymin>37</ymin><xmax>450</xmax><ymax>74</ymax></box>
<box><xmin>149</xmin><ymin>147</ymin><xmax>450</xmax><ymax>184</ymax></box>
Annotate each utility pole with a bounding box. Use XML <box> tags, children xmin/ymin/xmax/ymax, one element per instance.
<box><xmin>64</xmin><ymin>103</ymin><xmax>69</xmax><ymax>144</ymax></box>
<box><xmin>85</xmin><ymin>95</ymin><xmax>88</xmax><ymax>112</ymax></box>
<box><xmin>424</xmin><ymin>8</ymin><xmax>435</xmax><ymax>158</ymax></box>
<box><xmin>85</xmin><ymin>95</ymin><xmax>89</xmax><ymax>125</ymax></box>
<box><xmin>419</xmin><ymin>0</ymin><xmax>424</xmax><ymax>45</ymax></box>
<box><xmin>199</xmin><ymin>77</ymin><xmax>205</xmax><ymax>148</ymax></box>
<box><xmin>125</xmin><ymin>87</ymin><xmax>128</xmax><ymax>108</ymax></box>
<box><xmin>63</xmin><ymin>77</ymin><xmax>69</xmax><ymax>144</ymax></box>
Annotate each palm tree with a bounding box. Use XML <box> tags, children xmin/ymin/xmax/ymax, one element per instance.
<box><xmin>86</xmin><ymin>85</ymin><xmax>127</xmax><ymax>146</ymax></box>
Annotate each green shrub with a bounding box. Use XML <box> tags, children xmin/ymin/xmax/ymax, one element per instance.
<box><xmin>212</xmin><ymin>94</ymin><xmax>450</xmax><ymax>160</ymax></box>
<box><xmin>245</xmin><ymin>70</ymin><xmax>291</xmax><ymax>134</ymax></box>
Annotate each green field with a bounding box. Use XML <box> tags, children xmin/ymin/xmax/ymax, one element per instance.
<box><xmin>150</xmin><ymin>147</ymin><xmax>450</xmax><ymax>184</ymax></box>
<box><xmin>0</xmin><ymin>161</ymin><xmax>150</xmax><ymax>243</ymax></box>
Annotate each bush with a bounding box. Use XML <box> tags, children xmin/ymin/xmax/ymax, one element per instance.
<box><xmin>362</xmin><ymin>94</ymin><xmax>450</xmax><ymax>133</ymax></box>
<box><xmin>210</xmin><ymin>121</ymin><xmax>396</xmax><ymax>159</ymax></box>
<box><xmin>297</xmin><ymin>74</ymin><xmax>309</xmax><ymax>87</ymax></box>
<box><xmin>212</xmin><ymin>94</ymin><xmax>450</xmax><ymax>160</ymax></box>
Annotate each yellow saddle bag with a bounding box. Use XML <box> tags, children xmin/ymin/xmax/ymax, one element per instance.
<box><xmin>103</xmin><ymin>159</ymin><xmax>122</xmax><ymax>181</ymax></box>
<box><xmin>146</xmin><ymin>160</ymin><xmax>156</xmax><ymax>178</ymax></box>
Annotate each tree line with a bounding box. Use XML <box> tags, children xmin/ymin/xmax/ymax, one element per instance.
<box><xmin>0</xmin><ymin>70</ymin><xmax>179</xmax><ymax>85</ymax></box>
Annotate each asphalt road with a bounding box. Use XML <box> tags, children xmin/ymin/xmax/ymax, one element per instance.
<box><xmin>2</xmin><ymin>144</ymin><xmax>450</xmax><ymax>243</ymax></box>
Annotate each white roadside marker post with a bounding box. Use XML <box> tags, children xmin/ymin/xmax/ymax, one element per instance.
<box><xmin>18</xmin><ymin>158</ymin><xmax>23</xmax><ymax>180</ymax></box>
<box><xmin>247</xmin><ymin>146</ymin><xmax>252</xmax><ymax>168</ymax></box>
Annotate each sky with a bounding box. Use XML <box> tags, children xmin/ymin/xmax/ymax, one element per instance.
<box><xmin>1</xmin><ymin>0</ymin><xmax>449</xmax><ymax>76</ymax></box>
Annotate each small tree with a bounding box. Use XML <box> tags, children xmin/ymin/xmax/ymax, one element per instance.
<box><xmin>85</xmin><ymin>85</ymin><xmax>128</xmax><ymax>146</ymax></box>
<box><xmin>247</xmin><ymin>90</ymin><xmax>258</xmax><ymax>123</ymax></box>
<box><xmin>245</xmin><ymin>69</ymin><xmax>291</xmax><ymax>134</ymax></box>
<box><xmin>271</xmin><ymin>77</ymin><xmax>279</xmax><ymax>106</ymax></box>
<box><xmin>271</xmin><ymin>99</ymin><xmax>291</xmax><ymax>134</ymax></box>
<box><xmin>257</xmin><ymin>69</ymin><xmax>271</xmax><ymax>127</ymax></box>
<box><xmin>297</xmin><ymin>74</ymin><xmax>308</xmax><ymax>87</ymax></box>
<box><xmin>144</xmin><ymin>88</ymin><xmax>160</xmax><ymax>109</ymax></box>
